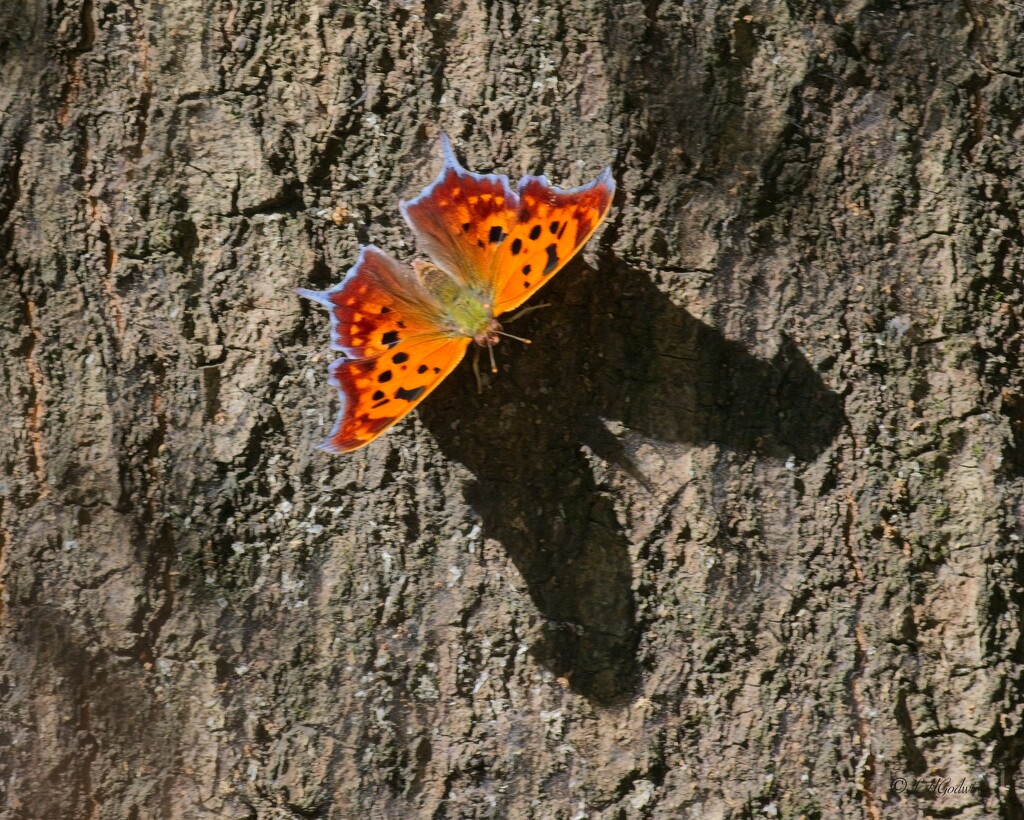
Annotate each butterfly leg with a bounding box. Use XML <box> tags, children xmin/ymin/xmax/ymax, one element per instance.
<box><xmin>504</xmin><ymin>303</ymin><xmax>551</xmax><ymax>324</ymax></box>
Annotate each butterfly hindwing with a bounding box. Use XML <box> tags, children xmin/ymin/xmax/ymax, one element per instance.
<box><xmin>399</xmin><ymin>136</ymin><xmax>516</xmax><ymax>299</ymax></box>
<box><xmin>297</xmin><ymin>245</ymin><xmax>449</xmax><ymax>360</ymax></box>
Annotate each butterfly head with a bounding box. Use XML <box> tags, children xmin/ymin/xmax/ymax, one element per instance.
<box><xmin>472</xmin><ymin>318</ymin><xmax>503</xmax><ymax>348</ymax></box>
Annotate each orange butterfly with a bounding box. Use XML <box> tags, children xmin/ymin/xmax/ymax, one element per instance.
<box><xmin>298</xmin><ymin>135</ymin><xmax>615</xmax><ymax>453</ymax></box>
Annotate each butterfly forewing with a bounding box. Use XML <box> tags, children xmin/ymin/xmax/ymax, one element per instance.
<box><xmin>322</xmin><ymin>336</ymin><xmax>469</xmax><ymax>453</ymax></box>
<box><xmin>492</xmin><ymin>171</ymin><xmax>615</xmax><ymax>315</ymax></box>
<box><xmin>401</xmin><ymin>135</ymin><xmax>615</xmax><ymax>316</ymax></box>
<box><xmin>298</xmin><ymin>245</ymin><xmax>468</xmax><ymax>453</ymax></box>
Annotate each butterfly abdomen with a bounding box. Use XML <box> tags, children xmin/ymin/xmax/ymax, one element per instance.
<box><xmin>413</xmin><ymin>259</ymin><xmax>495</xmax><ymax>340</ymax></box>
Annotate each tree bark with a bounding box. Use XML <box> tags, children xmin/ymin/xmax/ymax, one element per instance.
<box><xmin>2</xmin><ymin>0</ymin><xmax>1023</xmax><ymax>817</ymax></box>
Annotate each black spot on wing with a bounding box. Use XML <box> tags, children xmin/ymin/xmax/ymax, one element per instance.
<box><xmin>382</xmin><ymin>330</ymin><xmax>400</xmax><ymax>346</ymax></box>
<box><xmin>380</xmin><ymin>306</ymin><xmax>391</xmax><ymax>314</ymax></box>
<box><xmin>461</xmin><ymin>222</ymin><xmax>471</xmax><ymax>232</ymax></box>
<box><xmin>371</xmin><ymin>399</ymin><xmax>390</xmax><ymax>409</ymax></box>
<box><xmin>529</xmin><ymin>225</ymin><xmax>542</xmax><ymax>240</ymax></box>
<box><xmin>392</xmin><ymin>351</ymin><xmax>409</xmax><ymax>364</ymax></box>
<box><xmin>395</xmin><ymin>385</ymin><xmax>426</xmax><ymax>402</ymax></box>
<box><xmin>417</xmin><ymin>364</ymin><xmax>428</xmax><ymax>374</ymax></box>
<box><xmin>549</xmin><ymin>220</ymin><xmax>560</xmax><ymax>234</ymax></box>
<box><xmin>543</xmin><ymin>243</ymin><xmax>559</xmax><ymax>275</ymax></box>
<box><xmin>511</xmin><ymin>238</ymin><xmax>522</xmax><ymax>255</ymax></box>
<box><xmin>378</xmin><ymin>370</ymin><xmax>393</xmax><ymax>383</ymax></box>
<box><xmin>372</xmin><ymin>390</ymin><xmax>385</xmax><ymax>401</ymax></box>
<box><xmin>488</xmin><ymin>226</ymin><xmax>505</xmax><ymax>244</ymax></box>
<box><xmin>522</xmin><ymin>264</ymin><xmax>531</xmax><ymax>274</ymax></box>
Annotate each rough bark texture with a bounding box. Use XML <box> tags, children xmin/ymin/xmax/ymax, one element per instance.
<box><xmin>2</xmin><ymin>0</ymin><xmax>1024</xmax><ymax>817</ymax></box>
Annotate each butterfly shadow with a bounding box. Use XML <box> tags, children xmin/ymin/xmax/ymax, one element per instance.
<box><xmin>417</xmin><ymin>255</ymin><xmax>844</xmax><ymax>706</ymax></box>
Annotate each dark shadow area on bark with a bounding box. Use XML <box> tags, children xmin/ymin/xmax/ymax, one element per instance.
<box><xmin>418</xmin><ymin>256</ymin><xmax>844</xmax><ymax>705</ymax></box>
<box><xmin>4</xmin><ymin>605</ymin><xmax>172</xmax><ymax>817</ymax></box>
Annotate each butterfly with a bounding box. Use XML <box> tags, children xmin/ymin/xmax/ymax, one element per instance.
<box><xmin>297</xmin><ymin>134</ymin><xmax>615</xmax><ymax>453</ymax></box>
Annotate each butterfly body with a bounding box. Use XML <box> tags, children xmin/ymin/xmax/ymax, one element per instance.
<box><xmin>410</xmin><ymin>259</ymin><xmax>498</xmax><ymax>346</ymax></box>
<box><xmin>299</xmin><ymin>135</ymin><xmax>615</xmax><ymax>453</ymax></box>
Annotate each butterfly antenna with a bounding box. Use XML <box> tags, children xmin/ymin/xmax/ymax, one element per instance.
<box><xmin>472</xmin><ymin>346</ymin><xmax>484</xmax><ymax>393</ymax></box>
<box><xmin>495</xmin><ymin>330</ymin><xmax>532</xmax><ymax>345</ymax></box>
<box><xmin>487</xmin><ymin>340</ymin><xmax>498</xmax><ymax>373</ymax></box>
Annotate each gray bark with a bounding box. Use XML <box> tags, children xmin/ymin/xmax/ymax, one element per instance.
<box><xmin>2</xmin><ymin>0</ymin><xmax>1023</xmax><ymax>817</ymax></box>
